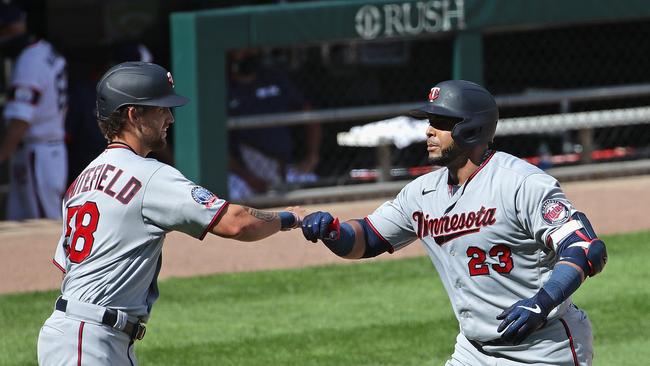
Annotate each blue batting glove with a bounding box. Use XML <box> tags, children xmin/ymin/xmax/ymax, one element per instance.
<box><xmin>496</xmin><ymin>289</ymin><xmax>555</xmax><ymax>345</ymax></box>
<box><xmin>301</xmin><ymin>211</ymin><xmax>335</xmax><ymax>243</ymax></box>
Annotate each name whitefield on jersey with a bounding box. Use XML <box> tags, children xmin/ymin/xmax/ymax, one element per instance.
<box><xmin>412</xmin><ymin>206</ymin><xmax>497</xmax><ymax>245</ymax></box>
<box><xmin>64</xmin><ymin>163</ymin><xmax>142</xmax><ymax>205</ymax></box>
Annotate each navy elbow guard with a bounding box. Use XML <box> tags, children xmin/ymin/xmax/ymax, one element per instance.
<box><xmin>585</xmin><ymin>238</ymin><xmax>607</xmax><ymax>276</ymax></box>
<box><xmin>548</xmin><ymin>212</ymin><xmax>608</xmax><ymax>277</ymax></box>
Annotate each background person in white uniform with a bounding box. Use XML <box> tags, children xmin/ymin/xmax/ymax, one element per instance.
<box><xmin>0</xmin><ymin>2</ymin><xmax>68</xmax><ymax>220</ymax></box>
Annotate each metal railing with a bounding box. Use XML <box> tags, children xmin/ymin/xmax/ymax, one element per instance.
<box><xmin>228</xmin><ymin>83</ymin><xmax>650</xmax><ymax>129</ymax></box>
<box><xmin>229</xmin><ymin>83</ymin><xmax>650</xmax><ymax>206</ymax></box>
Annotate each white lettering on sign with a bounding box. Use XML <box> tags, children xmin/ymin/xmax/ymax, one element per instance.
<box><xmin>355</xmin><ymin>0</ymin><xmax>466</xmax><ymax>40</ymax></box>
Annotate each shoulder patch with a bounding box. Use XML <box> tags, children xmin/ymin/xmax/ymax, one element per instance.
<box><xmin>541</xmin><ymin>199</ymin><xmax>570</xmax><ymax>225</ymax></box>
<box><xmin>191</xmin><ymin>186</ymin><xmax>218</xmax><ymax>208</ymax></box>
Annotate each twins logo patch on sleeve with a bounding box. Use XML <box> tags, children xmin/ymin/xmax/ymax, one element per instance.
<box><xmin>541</xmin><ymin>199</ymin><xmax>570</xmax><ymax>225</ymax></box>
<box><xmin>191</xmin><ymin>186</ymin><xmax>218</xmax><ymax>208</ymax></box>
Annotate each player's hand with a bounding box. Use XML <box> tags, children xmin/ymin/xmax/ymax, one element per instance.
<box><xmin>301</xmin><ymin>211</ymin><xmax>335</xmax><ymax>243</ymax></box>
<box><xmin>496</xmin><ymin>289</ymin><xmax>554</xmax><ymax>345</ymax></box>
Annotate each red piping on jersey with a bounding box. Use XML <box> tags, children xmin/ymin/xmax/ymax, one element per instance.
<box><xmin>200</xmin><ymin>201</ymin><xmax>230</xmax><ymax>240</ymax></box>
<box><xmin>364</xmin><ymin>217</ymin><xmax>395</xmax><ymax>253</ymax></box>
<box><xmin>546</xmin><ymin>218</ymin><xmax>575</xmax><ymax>249</ymax></box>
<box><xmin>545</xmin><ymin>229</ymin><xmax>555</xmax><ymax>249</ymax></box>
<box><xmin>560</xmin><ymin>318</ymin><xmax>579</xmax><ymax>366</ymax></box>
<box><xmin>52</xmin><ymin>258</ymin><xmax>66</xmax><ymax>274</ymax></box>
<box><xmin>447</xmin><ymin>150</ymin><xmax>496</xmax><ymax>194</ymax></box>
<box><xmin>466</xmin><ymin>150</ymin><xmax>496</xmax><ymax>183</ymax></box>
<box><xmin>77</xmin><ymin>321</ymin><xmax>85</xmax><ymax>366</ymax></box>
<box><xmin>106</xmin><ymin>142</ymin><xmax>138</xmax><ymax>155</ymax></box>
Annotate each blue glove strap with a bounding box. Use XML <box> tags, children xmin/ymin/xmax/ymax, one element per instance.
<box><xmin>541</xmin><ymin>263</ymin><xmax>582</xmax><ymax>306</ymax></box>
<box><xmin>279</xmin><ymin>212</ymin><xmax>297</xmax><ymax>230</ymax></box>
<box><xmin>323</xmin><ymin>222</ymin><xmax>356</xmax><ymax>257</ymax></box>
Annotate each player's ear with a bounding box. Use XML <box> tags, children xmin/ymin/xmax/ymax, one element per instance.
<box><xmin>126</xmin><ymin>106</ymin><xmax>138</xmax><ymax>122</ymax></box>
<box><xmin>121</xmin><ymin>106</ymin><xmax>141</xmax><ymax>133</ymax></box>
<box><xmin>127</xmin><ymin>106</ymin><xmax>148</xmax><ymax>125</ymax></box>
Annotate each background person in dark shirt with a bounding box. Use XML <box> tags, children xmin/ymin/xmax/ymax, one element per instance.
<box><xmin>227</xmin><ymin>48</ymin><xmax>321</xmax><ymax>200</ymax></box>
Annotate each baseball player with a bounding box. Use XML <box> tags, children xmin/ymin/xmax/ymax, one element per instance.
<box><xmin>301</xmin><ymin>80</ymin><xmax>607</xmax><ymax>365</ymax></box>
<box><xmin>0</xmin><ymin>3</ymin><xmax>68</xmax><ymax>220</ymax></box>
<box><xmin>37</xmin><ymin>62</ymin><xmax>304</xmax><ymax>366</ymax></box>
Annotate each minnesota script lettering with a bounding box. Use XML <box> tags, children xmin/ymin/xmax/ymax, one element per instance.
<box><xmin>412</xmin><ymin>206</ymin><xmax>497</xmax><ymax>245</ymax></box>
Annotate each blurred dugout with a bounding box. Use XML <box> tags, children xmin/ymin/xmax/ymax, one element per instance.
<box><xmin>225</xmin><ymin>17</ymin><xmax>650</xmax><ymax>206</ymax></box>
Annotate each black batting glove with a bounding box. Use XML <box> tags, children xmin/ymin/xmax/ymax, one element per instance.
<box><xmin>496</xmin><ymin>289</ymin><xmax>555</xmax><ymax>345</ymax></box>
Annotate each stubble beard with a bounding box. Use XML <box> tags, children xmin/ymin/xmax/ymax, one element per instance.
<box><xmin>150</xmin><ymin>137</ymin><xmax>167</xmax><ymax>152</ymax></box>
<box><xmin>143</xmin><ymin>126</ymin><xmax>167</xmax><ymax>152</ymax></box>
<box><xmin>428</xmin><ymin>141</ymin><xmax>466</xmax><ymax>167</ymax></box>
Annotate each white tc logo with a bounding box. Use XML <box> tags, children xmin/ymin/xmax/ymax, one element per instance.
<box><xmin>428</xmin><ymin>87</ymin><xmax>441</xmax><ymax>101</ymax></box>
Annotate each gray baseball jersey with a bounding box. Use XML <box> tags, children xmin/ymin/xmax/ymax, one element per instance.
<box><xmin>52</xmin><ymin>145</ymin><xmax>228</xmax><ymax>318</ymax></box>
<box><xmin>367</xmin><ymin>151</ymin><xmax>578</xmax><ymax>342</ymax></box>
<box><xmin>39</xmin><ymin>145</ymin><xmax>229</xmax><ymax>365</ymax></box>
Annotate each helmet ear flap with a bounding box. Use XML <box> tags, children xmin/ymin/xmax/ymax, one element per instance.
<box><xmin>452</xmin><ymin>123</ymin><xmax>482</xmax><ymax>149</ymax></box>
<box><xmin>460</xmin><ymin>127</ymin><xmax>480</xmax><ymax>141</ymax></box>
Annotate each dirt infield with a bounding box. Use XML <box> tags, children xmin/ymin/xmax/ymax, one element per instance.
<box><xmin>1</xmin><ymin>175</ymin><xmax>649</xmax><ymax>295</ymax></box>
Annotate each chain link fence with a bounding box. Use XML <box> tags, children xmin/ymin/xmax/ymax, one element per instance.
<box><xmin>227</xmin><ymin>17</ymin><xmax>650</xmax><ymax>204</ymax></box>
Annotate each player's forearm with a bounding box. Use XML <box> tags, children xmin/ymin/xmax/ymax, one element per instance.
<box><xmin>321</xmin><ymin>220</ymin><xmax>389</xmax><ymax>260</ymax></box>
<box><xmin>232</xmin><ymin>207</ymin><xmax>281</xmax><ymax>241</ymax></box>
<box><xmin>540</xmin><ymin>263</ymin><xmax>583</xmax><ymax>307</ymax></box>
<box><xmin>322</xmin><ymin>221</ymin><xmax>366</xmax><ymax>259</ymax></box>
<box><xmin>215</xmin><ymin>205</ymin><xmax>299</xmax><ymax>242</ymax></box>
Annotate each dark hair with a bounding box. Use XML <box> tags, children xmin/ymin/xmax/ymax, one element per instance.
<box><xmin>96</xmin><ymin>104</ymin><xmax>147</xmax><ymax>142</ymax></box>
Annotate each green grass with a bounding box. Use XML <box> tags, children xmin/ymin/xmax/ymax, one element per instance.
<box><xmin>1</xmin><ymin>231</ymin><xmax>649</xmax><ymax>365</ymax></box>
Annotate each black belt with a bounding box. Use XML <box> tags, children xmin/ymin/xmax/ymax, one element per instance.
<box><xmin>55</xmin><ymin>297</ymin><xmax>146</xmax><ymax>340</ymax></box>
<box><xmin>469</xmin><ymin>339</ymin><xmax>506</xmax><ymax>355</ymax></box>
<box><xmin>469</xmin><ymin>320</ymin><xmax>549</xmax><ymax>352</ymax></box>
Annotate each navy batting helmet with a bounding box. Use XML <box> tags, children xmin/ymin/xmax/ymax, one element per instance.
<box><xmin>409</xmin><ymin>80</ymin><xmax>498</xmax><ymax>149</ymax></box>
<box><xmin>96</xmin><ymin>62</ymin><xmax>189</xmax><ymax>119</ymax></box>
